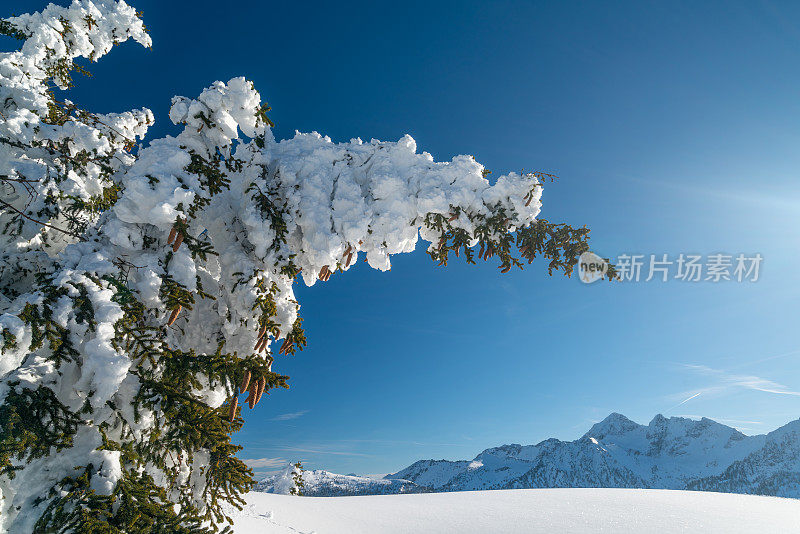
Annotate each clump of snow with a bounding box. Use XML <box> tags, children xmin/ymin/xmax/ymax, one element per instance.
<box><xmin>0</xmin><ymin>0</ymin><xmax>153</xmax><ymax>256</ymax></box>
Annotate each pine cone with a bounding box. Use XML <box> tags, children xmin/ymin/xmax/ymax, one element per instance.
<box><xmin>228</xmin><ymin>397</ymin><xmax>238</xmax><ymax>422</ymax></box>
<box><xmin>167</xmin><ymin>305</ymin><xmax>182</xmax><ymax>326</ymax></box>
<box><xmin>255</xmin><ymin>377</ymin><xmax>267</xmax><ymax>405</ymax></box>
<box><xmin>172</xmin><ymin>232</ymin><xmax>184</xmax><ymax>252</ymax></box>
<box><xmin>239</xmin><ymin>370</ymin><xmax>251</xmax><ymax>393</ymax></box>
<box><xmin>247</xmin><ymin>383</ymin><xmax>257</xmax><ymax>409</ymax></box>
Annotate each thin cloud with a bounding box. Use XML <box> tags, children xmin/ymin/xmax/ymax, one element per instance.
<box><xmin>675</xmin><ymin>415</ymin><xmax>763</xmax><ymax>426</ymax></box>
<box><xmin>619</xmin><ymin>172</ymin><xmax>800</xmax><ymax>212</ymax></box>
<box><xmin>331</xmin><ymin>438</ymin><xmax>467</xmax><ymax>447</ymax></box>
<box><xmin>674</xmin><ymin>364</ymin><xmax>800</xmax><ymax>399</ymax></box>
<box><xmin>717</xmin><ymin>418</ymin><xmax>763</xmax><ymax>426</ymax></box>
<box><xmin>731</xmin><ymin>348</ymin><xmax>800</xmax><ymax>370</ymax></box>
<box><xmin>242</xmin><ymin>457</ymin><xmax>287</xmax><ymax>469</ymax></box>
<box><xmin>275</xmin><ymin>446</ymin><xmax>373</xmax><ymax>458</ymax></box>
<box><xmin>271</xmin><ymin>410</ymin><xmax>309</xmax><ymax>421</ymax></box>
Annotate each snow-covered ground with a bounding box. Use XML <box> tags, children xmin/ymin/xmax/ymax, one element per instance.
<box><xmin>229</xmin><ymin>488</ymin><xmax>800</xmax><ymax>533</ymax></box>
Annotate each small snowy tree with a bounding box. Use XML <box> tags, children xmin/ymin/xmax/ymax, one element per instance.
<box><xmin>0</xmin><ymin>1</ymin><xmax>612</xmax><ymax>532</ymax></box>
<box><xmin>289</xmin><ymin>462</ymin><xmax>305</xmax><ymax>496</ymax></box>
<box><xmin>265</xmin><ymin>462</ymin><xmax>305</xmax><ymax>496</ymax></box>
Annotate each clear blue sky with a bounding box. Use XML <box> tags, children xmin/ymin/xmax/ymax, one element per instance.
<box><xmin>7</xmin><ymin>0</ymin><xmax>800</xmax><ymax>477</ymax></box>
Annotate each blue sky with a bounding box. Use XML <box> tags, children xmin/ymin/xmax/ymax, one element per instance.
<box><xmin>7</xmin><ymin>0</ymin><xmax>800</xmax><ymax>477</ymax></box>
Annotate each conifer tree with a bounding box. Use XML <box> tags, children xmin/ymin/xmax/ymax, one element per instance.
<box><xmin>0</xmin><ymin>1</ymin><xmax>613</xmax><ymax>532</ymax></box>
<box><xmin>289</xmin><ymin>462</ymin><xmax>305</xmax><ymax>496</ymax></box>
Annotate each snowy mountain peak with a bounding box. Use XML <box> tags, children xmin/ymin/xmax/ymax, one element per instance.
<box><xmin>582</xmin><ymin>412</ymin><xmax>639</xmax><ymax>440</ymax></box>
<box><xmin>766</xmin><ymin>417</ymin><xmax>800</xmax><ymax>439</ymax></box>
<box><xmin>381</xmin><ymin>413</ymin><xmax>799</xmax><ymax>498</ymax></box>
<box><xmin>475</xmin><ymin>443</ymin><xmax>524</xmax><ymax>461</ymax></box>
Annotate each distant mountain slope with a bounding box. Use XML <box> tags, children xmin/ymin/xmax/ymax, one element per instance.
<box><xmin>255</xmin><ymin>414</ymin><xmax>800</xmax><ymax>498</ymax></box>
<box><xmin>255</xmin><ymin>467</ymin><xmax>427</xmax><ymax>497</ymax></box>
<box><xmin>388</xmin><ymin>413</ymin><xmax>799</xmax><ymax>498</ymax></box>
<box><xmin>687</xmin><ymin>417</ymin><xmax>800</xmax><ymax>496</ymax></box>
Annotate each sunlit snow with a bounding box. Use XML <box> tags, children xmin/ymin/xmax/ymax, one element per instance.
<box><xmin>228</xmin><ymin>489</ymin><xmax>800</xmax><ymax>534</ymax></box>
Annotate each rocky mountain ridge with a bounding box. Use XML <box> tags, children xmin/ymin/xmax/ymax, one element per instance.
<box><xmin>257</xmin><ymin>414</ymin><xmax>800</xmax><ymax>498</ymax></box>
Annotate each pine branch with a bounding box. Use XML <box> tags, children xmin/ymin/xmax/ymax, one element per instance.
<box><xmin>0</xmin><ymin>196</ymin><xmax>82</xmax><ymax>239</ymax></box>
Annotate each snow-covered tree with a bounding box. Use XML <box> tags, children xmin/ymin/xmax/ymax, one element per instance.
<box><xmin>0</xmin><ymin>1</ymin><xmax>612</xmax><ymax>532</ymax></box>
<box><xmin>259</xmin><ymin>462</ymin><xmax>305</xmax><ymax>497</ymax></box>
<box><xmin>289</xmin><ymin>462</ymin><xmax>305</xmax><ymax>496</ymax></box>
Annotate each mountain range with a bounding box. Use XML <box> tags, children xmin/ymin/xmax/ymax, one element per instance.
<box><xmin>256</xmin><ymin>413</ymin><xmax>800</xmax><ymax>498</ymax></box>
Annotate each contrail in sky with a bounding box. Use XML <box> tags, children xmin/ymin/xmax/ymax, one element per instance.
<box><xmin>665</xmin><ymin>392</ymin><xmax>701</xmax><ymax>413</ymax></box>
<box><xmin>677</xmin><ymin>392</ymin><xmax>701</xmax><ymax>405</ymax></box>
